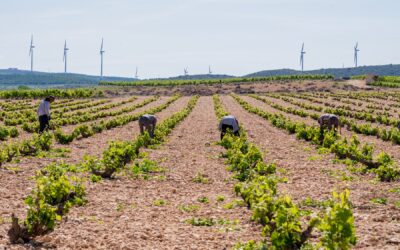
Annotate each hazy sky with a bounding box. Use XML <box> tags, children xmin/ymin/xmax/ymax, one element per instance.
<box><xmin>0</xmin><ymin>0</ymin><xmax>399</xmax><ymax>78</ymax></box>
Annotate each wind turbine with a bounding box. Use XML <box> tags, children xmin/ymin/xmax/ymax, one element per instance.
<box><xmin>354</xmin><ymin>42</ymin><xmax>360</xmax><ymax>67</ymax></box>
<box><xmin>135</xmin><ymin>67</ymin><xmax>139</xmax><ymax>79</ymax></box>
<box><xmin>184</xmin><ymin>67</ymin><xmax>188</xmax><ymax>76</ymax></box>
<box><xmin>208</xmin><ymin>65</ymin><xmax>212</xmax><ymax>75</ymax></box>
<box><xmin>300</xmin><ymin>43</ymin><xmax>306</xmax><ymax>72</ymax></box>
<box><xmin>63</xmin><ymin>40</ymin><xmax>69</xmax><ymax>73</ymax></box>
<box><xmin>29</xmin><ymin>35</ymin><xmax>35</xmax><ymax>72</ymax></box>
<box><xmin>100</xmin><ymin>38</ymin><xmax>105</xmax><ymax>77</ymax></box>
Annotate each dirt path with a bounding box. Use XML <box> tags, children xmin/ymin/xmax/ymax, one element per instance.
<box><xmin>344</xmin><ymin>80</ymin><xmax>368</xmax><ymax>89</ymax></box>
<box><xmin>220</xmin><ymin>95</ymin><xmax>400</xmax><ymax>249</ymax></box>
<box><xmin>0</xmin><ymin>96</ymin><xmax>190</xmax><ymax>244</ymax></box>
<box><xmin>31</xmin><ymin>96</ymin><xmax>261</xmax><ymax>249</ymax></box>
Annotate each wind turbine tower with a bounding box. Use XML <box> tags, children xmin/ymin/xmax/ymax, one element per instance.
<box><xmin>135</xmin><ymin>67</ymin><xmax>139</xmax><ymax>79</ymax></box>
<box><xmin>354</xmin><ymin>42</ymin><xmax>360</xmax><ymax>67</ymax></box>
<box><xmin>184</xmin><ymin>67</ymin><xmax>188</xmax><ymax>76</ymax></box>
<box><xmin>63</xmin><ymin>40</ymin><xmax>69</xmax><ymax>73</ymax></box>
<box><xmin>29</xmin><ymin>35</ymin><xmax>35</xmax><ymax>72</ymax></box>
<box><xmin>208</xmin><ymin>65</ymin><xmax>212</xmax><ymax>75</ymax></box>
<box><xmin>100</xmin><ymin>38</ymin><xmax>105</xmax><ymax>77</ymax></box>
<box><xmin>300</xmin><ymin>43</ymin><xmax>306</xmax><ymax>72</ymax></box>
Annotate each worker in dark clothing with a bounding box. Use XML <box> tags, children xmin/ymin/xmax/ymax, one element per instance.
<box><xmin>318</xmin><ymin>114</ymin><xmax>341</xmax><ymax>134</ymax></box>
<box><xmin>139</xmin><ymin>114</ymin><xmax>157</xmax><ymax>138</ymax></box>
<box><xmin>218</xmin><ymin>115</ymin><xmax>240</xmax><ymax>140</ymax></box>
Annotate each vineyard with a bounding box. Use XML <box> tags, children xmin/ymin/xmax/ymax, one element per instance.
<box><xmin>0</xmin><ymin>88</ymin><xmax>399</xmax><ymax>249</ymax></box>
<box><xmin>100</xmin><ymin>75</ymin><xmax>334</xmax><ymax>87</ymax></box>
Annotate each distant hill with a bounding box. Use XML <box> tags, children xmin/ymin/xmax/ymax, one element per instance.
<box><xmin>2</xmin><ymin>64</ymin><xmax>400</xmax><ymax>89</ymax></box>
<box><xmin>245</xmin><ymin>64</ymin><xmax>400</xmax><ymax>78</ymax></box>
<box><xmin>0</xmin><ymin>69</ymin><xmax>137</xmax><ymax>89</ymax></box>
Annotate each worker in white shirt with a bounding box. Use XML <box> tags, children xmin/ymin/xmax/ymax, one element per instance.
<box><xmin>37</xmin><ymin>96</ymin><xmax>55</xmax><ymax>133</ymax></box>
<box><xmin>218</xmin><ymin>115</ymin><xmax>240</xmax><ymax>140</ymax></box>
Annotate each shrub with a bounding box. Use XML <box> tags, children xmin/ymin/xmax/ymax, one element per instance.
<box><xmin>317</xmin><ymin>190</ymin><xmax>357</xmax><ymax>250</ymax></box>
<box><xmin>0</xmin><ymin>126</ymin><xmax>10</xmax><ymax>140</ymax></box>
<box><xmin>54</xmin><ymin>129</ymin><xmax>78</xmax><ymax>144</ymax></box>
<box><xmin>34</xmin><ymin>132</ymin><xmax>53</xmax><ymax>151</ymax></box>
<box><xmin>76</xmin><ymin>125</ymin><xmax>94</xmax><ymax>138</ymax></box>
<box><xmin>9</xmin><ymin>127</ymin><xmax>19</xmax><ymax>138</ymax></box>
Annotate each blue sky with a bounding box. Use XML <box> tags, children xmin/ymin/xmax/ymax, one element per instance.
<box><xmin>0</xmin><ymin>0</ymin><xmax>399</xmax><ymax>78</ymax></box>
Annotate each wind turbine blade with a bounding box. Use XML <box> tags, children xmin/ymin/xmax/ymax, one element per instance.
<box><xmin>29</xmin><ymin>35</ymin><xmax>33</xmax><ymax>55</ymax></box>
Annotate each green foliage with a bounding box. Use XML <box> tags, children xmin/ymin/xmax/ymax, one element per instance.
<box><xmin>233</xmin><ymin>240</ymin><xmax>268</xmax><ymax>250</ymax></box>
<box><xmin>25</xmin><ymin>194</ymin><xmax>60</xmax><ymax>234</ymax></box>
<box><xmin>90</xmin><ymin>174</ymin><xmax>102</xmax><ymax>183</ymax></box>
<box><xmin>14</xmin><ymin>132</ymin><xmax>54</xmax><ymax>158</ymax></box>
<box><xmin>185</xmin><ymin>217</ymin><xmax>215</xmax><ymax>226</ymax></box>
<box><xmin>373</xmin><ymin>152</ymin><xmax>400</xmax><ymax>181</ymax></box>
<box><xmin>130</xmin><ymin>158</ymin><xmax>164</xmax><ymax>179</ymax></box>
<box><xmin>317</xmin><ymin>190</ymin><xmax>357</xmax><ymax>250</ymax></box>
<box><xmin>34</xmin><ymin>132</ymin><xmax>53</xmax><ymax>151</ymax></box>
<box><xmin>54</xmin><ymin>129</ymin><xmax>78</xmax><ymax>144</ymax></box>
<box><xmin>100</xmin><ymin>75</ymin><xmax>334</xmax><ymax>87</ymax></box>
<box><xmin>216</xmin><ymin>195</ymin><xmax>225</xmax><ymax>202</ymax></box>
<box><xmin>300</xmin><ymin>197</ymin><xmax>333</xmax><ymax>209</ymax></box>
<box><xmin>21</xmin><ymin>162</ymin><xmax>86</xmax><ymax>238</ymax></box>
<box><xmin>89</xmin><ymin>141</ymin><xmax>138</xmax><ymax>178</ymax></box>
<box><xmin>76</xmin><ymin>125</ymin><xmax>94</xmax><ymax>138</ymax></box>
<box><xmin>0</xmin><ymin>88</ymin><xmax>98</xmax><ymax>99</ymax></box>
<box><xmin>370</xmin><ymin>198</ymin><xmax>387</xmax><ymax>205</ymax></box>
<box><xmin>192</xmin><ymin>172</ymin><xmax>209</xmax><ymax>184</ymax></box>
<box><xmin>9</xmin><ymin>127</ymin><xmax>19</xmax><ymax>138</ymax></box>
<box><xmin>179</xmin><ymin>204</ymin><xmax>200</xmax><ymax>213</ymax></box>
<box><xmin>0</xmin><ymin>126</ymin><xmax>10</xmax><ymax>140</ymax></box>
<box><xmin>268</xmin><ymin>196</ymin><xmax>303</xmax><ymax>249</ymax></box>
<box><xmin>22</xmin><ymin>122</ymin><xmax>38</xmax><ymax>133</ymax></box>
<box><xmin>197</xmin><ymin>196</ymin><xmax>209</xmax><ymax>203</ymax></box>
<box><xmin>374</xmin><ymin>164</ymin><xmax>400</xmax><ymax>182</ymax></box>
<box><xmin>153</xmin><ymin>199</ymin><xmax>167</xmax><ymax>206</ymax></box>
<box><xmin>213</xmin><ymin>94</ymin><xmax>229</xmax><ymax>119</ymax></box>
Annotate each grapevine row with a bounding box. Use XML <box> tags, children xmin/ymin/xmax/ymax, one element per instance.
<box><xmin>233</xmin><ymin>94</ymin><xmax>400</xmax><ymax>182</ymax></box>
<box><xmin>0</xmin><ymin>96</ymin><xmax>176</xmax><ymax>164</ymax></box>
<box><xmin>254</xmin><ymin>95</ymin><xmax>400</xmax><ymax>146</ymax></box>
<box><xmin>54</xmin><ymin>95</ymin><xmax>179</xmax><ymax>144</ymax></box>
<box><xmin>3</xmin><ymin>99</ymin><xmax>112</xmax><ymax>126</ymax></box>
<box><xmin>8</xmin><ymin>95</ymin><xmax>200</xmax><ymax>243</ymax></box>
<box><xmin>22</xmin><ymin>96</ymin><xmax>157</xmax><ymax>133</ymax></box>
<box><xmin>212</xmin><ymin>95</ymin><xmax>356</xmax><ymax>249</ymax></box>
<box><xmin>100</xmin><ymin>75</ymin><xmax>333</xmax><ymax>87</ymax></box>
